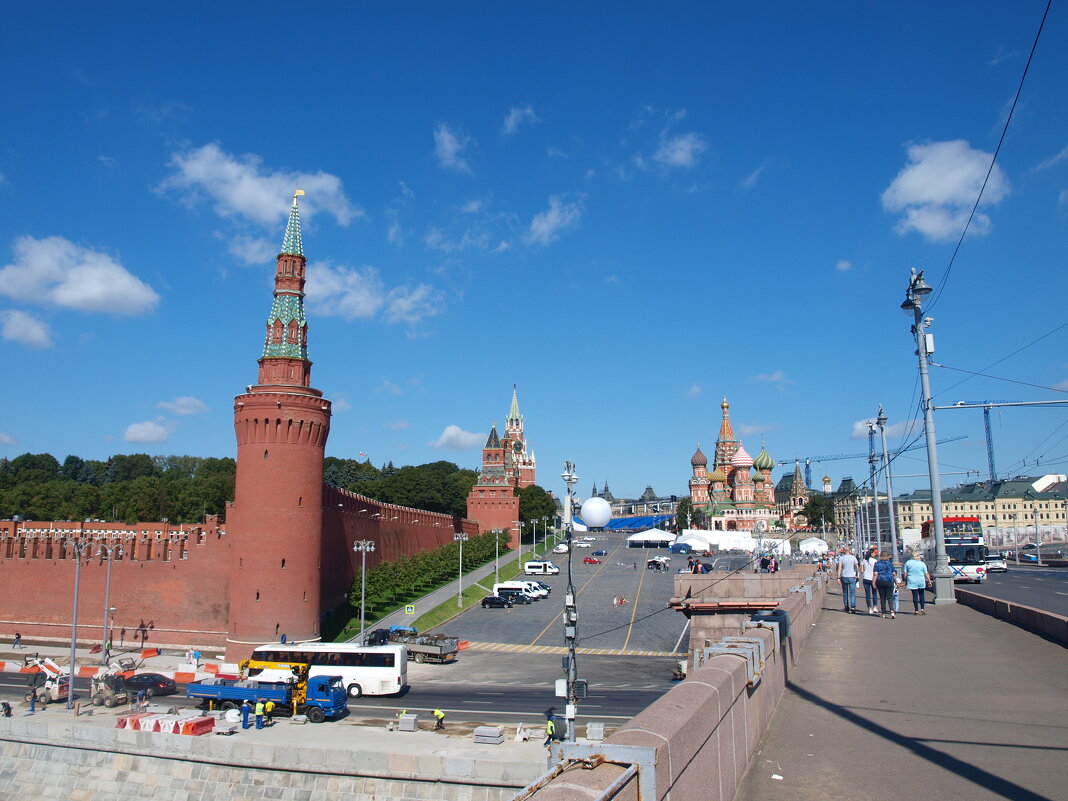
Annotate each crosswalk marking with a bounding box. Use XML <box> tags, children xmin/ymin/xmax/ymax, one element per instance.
<box><xmin>463</xmin><ymin>641</ymin><xmax>681</xmax><ymax>657</ymax></box>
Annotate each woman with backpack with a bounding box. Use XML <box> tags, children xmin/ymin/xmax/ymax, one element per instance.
<box><xmin>873</xmin><ymin>551</ymin><xmax>898</xmax><ymax>619</ymax></box>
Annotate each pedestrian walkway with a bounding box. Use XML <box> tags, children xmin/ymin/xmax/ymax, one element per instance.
<box><xmin>734</xmin><ymin>590</ymin><xmax>1068</xmax><ymax>801</ymax></box>
<box><xmin>463</xmin><ymin>641</ymin><xmax>676</xmax><ymax>657</ymax></box>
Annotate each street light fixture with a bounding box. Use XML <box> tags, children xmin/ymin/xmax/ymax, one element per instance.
<box><xmin>1010</xmin><ymin>513</ymin><xmax>1019</xmax><ymax>564</ymax></box>
<box><xmin>98</xmin><ymin>543</ymin><xmax>123</xmax><ymax>664</ymax></box>
<box><xmin>901</xmin><ymin>268</ymin><xmax>954</xmax><ymax>603</ymax></box>
<box><xmin>559</xmin><ymin>461</ymin><xmax>581</xmax><ymax>744</ymax></box>
<box><xmin>352</xmin><ymin>540</ymin><xmax>376</xmax><ymax>645</ymax></box>
<box><xmin>453</xmin><ymin>532</ymin><xmax>468</xmax><ymax>607</ymax></box>
<box><xmin>63</xmin><ymin>538</ymin><xmax>93</xmax><ymax>708</ymax></box>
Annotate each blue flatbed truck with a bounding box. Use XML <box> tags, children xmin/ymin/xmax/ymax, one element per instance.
<box><xmin>185</xmin><ymin>674</ymin><xmax>348</xmax><ymax>723</ymax></box>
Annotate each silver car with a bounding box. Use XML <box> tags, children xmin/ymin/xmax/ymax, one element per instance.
<box><xmin>984</xmin><ymin>554</ymin><xmax>1008</xmax><ymax>573</ymax></box>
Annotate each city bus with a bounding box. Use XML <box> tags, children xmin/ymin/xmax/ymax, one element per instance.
<box><xmin>920</xmin><ymin>516</ymin><xmax>987</xmax><ymax>583</ymax></box>
<box><xmin>251</xmin><ymin>642</ymin><xmax>407</xmax><ymax>698</ymax></box>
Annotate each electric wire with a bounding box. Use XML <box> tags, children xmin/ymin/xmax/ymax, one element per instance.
<box><xmin>927</xmin><ymin>0</ymin><xmax>1052</xmax><ymax>311</ymax></box>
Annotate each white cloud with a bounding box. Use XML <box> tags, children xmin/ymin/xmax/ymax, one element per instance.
<box><xmin>501</xmin><ymin>106</ymin><xmax>539</xmax><ymax>137</ymax></box>
<box><xmin>157</xmin><ymin>396</ymin><xmax>207</xmax><ymax>415</ymax></box>
<box><xmin>0</xmin><ymin>432</ymin><xmax>14</xmax><ymax>446</ymax></box>
<box><xmin>430</xmin><ymin>424</ymin><xmax>485</xmax><ymax>450</ymax></box>
<box><xmin>226</xmin><ymin>235</ymin><xmax>275</xmax><ymax>265</ymax></box>
<box><xmin>97</xmin><ymin>155</ymin><xmax>117</xmax><ymax>169</ymax></box>
<box><xmin>654</xmin><ymin>132</ymin><xmax>708</xmax><ymax>168</ymax></box>
<box><xmin>160</xmin><ymin>142</ymin><xmax>360</xmax><ymax>227</ymax></box>
<box><xmin>331</xmin><ymin>394</ymin><xmax>352</xmax><ymax>412</ymax></box>
<box><xmin>433</xmin><ymin>122</ymin><xmax>473</xmax><ymax>173</ymax></box>
<box><xmin>0</xmin><ymin>309</ymin><xmax>54</xmax><ymax>349</ymax></box>
<box><xmin>1060</xmin><ymin>189</ymin><xmax>1068</xmax><ymax>208</ymax></box>
<box><xmin>686</xmin><ymin>384</ymin><xmax>702</xmax><ymax>399</ymax></box>
<box><xmin>390</xmin><ymin>420</ymin><xmax>411</xmax><ymax>430</ymax></box>
<box><xmin>881</xmin><ymin>140</ymin><xmax>1009</xmax><ymax>242</ymax></box>
<box><xmin>851</xmin><ymin>418</ymin><xmax>914</xmax><ymax>439</ymax></box>
<box><xmin>0</xmin><ymin>235</ymin><xmax>159</xmax><ymax>316</ymax></box>
<box><xmin>460</xmin><ymin>199</ymin><xmax>482</xmax><ymax>214</ymax></box>
<box><xmin>1052</xmin><ymin>379</ymin><xmax>1068</xmax><ymax>391</ymax></box>
<box><xmin>377</xmin><ymin>380</ymin><xmax>402</xmax><ymax>395</ymax></box>
<box><xmin>548</xmin><ymin>147</ymin><xmax>568</xmax><ymax>159</ymax></box>
<box><xmin>1035</xmin><ymin>145</ymin><xmax>1068</xmax><ymax>171</ymax></box>
<box><xmin>741</xmin><ymin>162</ymin><xmax>768</xmax><ymax>189</ymax></box>
<box><xmin>525</xmin><ymin>195</ymin><xmax>584</xmax><ymax>246</ymax></box>
<box><xmin>0</xmin><ymin>171</ymin><xmax>6</xmax><ymax>186</ymax></box>
<box><xmin>835</xmin><ymin>259</ymin><xmax>853</xmax><ymax>272</ymax></box>
<box><xmin>306</xmin><ymin>261</ymin><xmax>443</xmax><ymax>327</ymax></box>
<box><xmin>752</xmin><ymin>370</ymin><xmax>794</xmax><ymax>387</ymax></box>
<box><xmin>124</xmin><ymin>420</ymin><xmax>170</xmax><ymax>444</ymax></box>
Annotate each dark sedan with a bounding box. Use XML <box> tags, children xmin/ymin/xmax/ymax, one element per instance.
<box><xmin>123</xmin><ymin>672</ymin><xmax>177</xmax><ymax>697</ymax></box>
<box><xmin>593</xmin><ymin>550</ymin><xmax>608</xmax><ymax>556</ymax></box>
<box><xmin>481</xmin><ymin>595</ymin><xmax>514</xmax><ymax>609</ymax></box>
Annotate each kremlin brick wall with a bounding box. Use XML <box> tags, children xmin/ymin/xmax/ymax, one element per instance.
<box><xmin>0</xmin><ymin>490</ymin><xmax>478</xmax><ymax>652</ymax></box>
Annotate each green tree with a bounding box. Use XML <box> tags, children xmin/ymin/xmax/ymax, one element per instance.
<box><xmin>675</xmin><ymin>497</ymin><xmax>694</xmax><ymax>532</ymax></box>
<box><xmin>518</xmin><ymin>484</ymin><xmax>556</xmax><ymax>525</ymax></box>
<box><xmin>801</xmin><ymin>494</ymin><xmax>835</xmax><ymax>530</ymax></box>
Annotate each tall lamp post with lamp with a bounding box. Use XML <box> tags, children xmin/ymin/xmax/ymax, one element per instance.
<box><xmin>558</xmin><ymin>461</ymin><xmax>581</xmax><ymax>745</ymax></box>
<box><xmin>901</xmin><ymin>268</ymin><xmax>954</xmax><ymax>603</ymax></box>
<box><xmin>63</xmin><ymin>538</ymin><xmax>93</xmax><ymax>709</ymax></box>
<box><xmin>453</xmin><ymin>532</ymin><xmax>468</xmax><ymax>607</ymax></box>
<box><xmin>352</xmin><ymin>540</ymin><xmax>375</xmax><ymax>645</ymax></box>
<box><xmin>876</xmin><ymin>406</ymin><xmax>901</xmax><ymax>566</ymax></box>
<box><xmin>98</xmin><ymin>542</ymin><xmax>123</xmax><ymax>664</ymax></box>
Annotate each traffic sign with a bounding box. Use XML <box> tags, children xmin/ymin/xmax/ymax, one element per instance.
<box><xmin>404</xmin><ymin>605</ymin><xmax>415</xmax><ymax>615</ymax></box>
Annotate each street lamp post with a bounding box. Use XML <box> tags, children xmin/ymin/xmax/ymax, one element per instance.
<box><xmin>901</xmin><ymin>268</ymin><xmax>954</xmax><ymax>603</ymax></box>
<box><xmin>1010</xmin><ymin>513</ymin><xmax>1019</xmax><ymax>565</ymax></box>
<box><xmin>98</xmin><ymin>543</ymin><xmax>123</xmax><ymax>664</ymax></box>
<box><xmin>560</xmin><ymin>461</ymin><xmax>580</xmax><ymax>744</ymax></box>
<box><xmin>1034</xmin><ymin>506</ymin><xmax>1043</xmax><ymax>567</ymax></box>
<box><xmin>352</xmin><ymin>540</ymin><xmax>375</xmax><ymax>645</ymax></box>
<box><xmin>453</xmin><ymin>532</ymin><xmax>468</xmax><ymax>608</ymax></box>
<box><xmin>63</xmin><ymin>538</ymin><xmax>92</xmax><ymax>709</ymax></box>
<box><xmin>876</xmin><ymin>406</ymin><xmax>901</xmax><ymax>565</ymax></box>
<box><xmin>867</xmin><ymin>421</ymin><xmax>883</xmax><ymax>555</ymax></box>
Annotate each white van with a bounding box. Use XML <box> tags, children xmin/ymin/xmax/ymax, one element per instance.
<box><xmin>493</xmin><ymin>581</ymin><xmax>547</xmax><ymax>599</ymax></box>
<box><xmin>524</xmin><ymin>561</ymin><xmax>561</xmax><ymax>575</ymax></box>
<box><xmin>552</xmin><ymin>543</ymin><xmax>569</xmax><ymax>554</ymax></box>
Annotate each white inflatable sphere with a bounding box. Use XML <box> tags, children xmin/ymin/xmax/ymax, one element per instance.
<box><xmin>581</xmin><ymin>497</ymin><xmax>612</xmax><ymax>528</ymax></box>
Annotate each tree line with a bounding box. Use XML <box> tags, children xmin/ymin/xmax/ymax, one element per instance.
<box><xmin>1</xmin><ymin>451</ymin><xmax>560</xmax><ymax>527</ymax></box>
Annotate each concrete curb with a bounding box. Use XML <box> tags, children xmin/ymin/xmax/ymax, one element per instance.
<box><xmin>955</xmin><ymin>587</ymin><xmax>1068</xmax><ymax>645</ymax></box>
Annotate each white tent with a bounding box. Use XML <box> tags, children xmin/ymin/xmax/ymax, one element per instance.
<box><xmin>626</xmin><ymin>529</ymin><xmax>676</xmax><ymax>547</ymax></box>
<box><xmin>798</xmin><ymin>537</ymin><xmax>829</xmax><ymax>554</ymax></box>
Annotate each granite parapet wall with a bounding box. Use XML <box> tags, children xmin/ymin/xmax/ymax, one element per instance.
<box><xmin>523</xmin><ymin>570</ymin><xmax>827</xmax><ymax>801</ymax></box>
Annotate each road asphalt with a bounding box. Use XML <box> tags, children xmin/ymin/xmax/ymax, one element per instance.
<box><xmin>734</xmin><ymin>585</ymin><xmax>1068</xmax><ymax>801</ymax></box>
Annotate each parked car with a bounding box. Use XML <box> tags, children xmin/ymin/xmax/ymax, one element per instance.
<box><xmin>574</xmin><ymin>542</ymin><xmax>591</xmax><ymax>549</ymax></box>
<box><xmin>553</xmin><ymin>544</ymin><xmax>569</xmax><ymax>554</ymax></box>
<box><xmin>582</xmin><ymin>537</ymin><xmax>597</xmax><ymax>542</ymax></box>
<box><xmin>534</xmin><ymin>581</ymin><xmax>552</xmax><ymax>594</ymax></box>
<box><xmin>583</xmin><ymin>557</ymin><xmax>602</xmax><ymax>564</ymax></box>
<box><xmin>123</xmin><ymin>673</ymin><xmax>177</xmax><ymax>697</ymax></box>
<box><xmin>481</xmin><ymin>595</ymin><xmax>514</xmax><ymax>609</ymax></box>
<box><xmin>984</xmin><ymin>554</ymin><xmax>1008</xmax><ymax>572</ymax></box>
<box><xmin>496</xmin><ymin>588</ymin><xmax>534</xmax><ymax>604</ymax></box>
<box><xmin>593</xmin><ymin>549</ymin><xmax>608</xmax><ymax>556</ymax></box>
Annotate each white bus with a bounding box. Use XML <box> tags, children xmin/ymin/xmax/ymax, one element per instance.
<box><xmin>250</xmin><ymin>642</ymin><xmax>407</xmax><ymax>698</ymax></box>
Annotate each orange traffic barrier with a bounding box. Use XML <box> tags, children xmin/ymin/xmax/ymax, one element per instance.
<box><xmin>140</xmin><ymin>648</ymin><xmax>161</xmax><ymax>660</ymax></box>
<box><xmin>179</xmin><ymin>716</ymin><xmax>215</xmax><ymax>736</ymax></box>
<box><xmin>116</xmin><ymin>713</ymin><xmax>152</xmax><ymax>730</ymax></box>
<box><xmin>457</xmin><ymin>640</ymin><xmax>470</xmax><ymax>650</ymax></box>
<box><xmin>203</xmin><ymin>663</ymin><xmax>219</xmax><ymax>674</ymax></box>
<box><xmin>173</xmin><ymin>671</ymin><xmax>196</xmax><ymax>684</ymax></box>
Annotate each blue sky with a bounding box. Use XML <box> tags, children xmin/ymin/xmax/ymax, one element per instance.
<box><xmin>2</xmin><ymin>2</ymin><xmax>1067</xmax><ymax>502</ymax></box>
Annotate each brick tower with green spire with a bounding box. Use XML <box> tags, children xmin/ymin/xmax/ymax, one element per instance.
<box><xmin>226</xmin><ymin>191</ymin><xmax>332</xmax><ymax>659</ymax></box>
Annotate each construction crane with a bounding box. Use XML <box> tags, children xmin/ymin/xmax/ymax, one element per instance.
<box><xmin>949</xmin><ymin>401</ymin><xmax>1016</xmax><ymax>482</ymax></box>
<box><xmin>931</xmin><ymin>399</ymin><xmax>1068</xmax><ymax>482</ymax></box>
<box><xmin>777</xmin><ymin>434</ymin><xmax>967</xmax><ymax>489</ymax></box>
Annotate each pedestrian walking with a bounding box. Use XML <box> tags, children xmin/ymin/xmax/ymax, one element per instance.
<box><xmin>13</xmin><ymin>632</ymin><xmax>22</xmax><ymax>649</ymax></box>
<box><xmin>241</xmin><ymin>700</ymin><xmax>252</xmax><ymax>730</ymax></box>
<box><xmin>862</xmin><ymin>547</ymin><xmax>878</xmax><ymax>614</ymax></box>
<box><xmin>903</xmin><ymin>552</ymin><xmax>931</xmax><ymax>615</ymax></box>
<box><xmin>873</xmin><ymin>551</ymin><xmax>898</xmax><ymax>619</ymax></box>
<box><xmin>193</xmin><ymin>649</ymin><xmax>201</xmax><ymax>666</ymax></box>
<box><xmin>28</xmin><ymin>691</ymin><xmax>36</xmax><ymax>713</ymax></box>
<box><xmin>433</xmin><ymin>707</ymin><xmax>445</xmax><ymax>730</ymax></box>
<box><xmin>1</xmin><ymin>701</ymin><xmax>12</xmax><ymax>717</ymax></box>
<box><xmin>612</xmin><ymin>595</ymin><xmax>619</xmax><ymax>607</ymax></box>
<box><xmin>264</xmin><ymin>700</ymin><xmax>275</xmax><ymax>725</ymax></box>
<box><xmin>543</xmin><ymin>717</ymin><xmax>556</xmax><ymax>747</ymax></box>
<box><xmin>768</xmin><ymin>556</ymin><xmax>779</xmax><ymax>573</ymax></box>
<box><xmin>836</xmin><ymin>546</ymin><xmax>860</xmax><ymax>613</ymax></box>
<box><xmin>254</xmin><ymin>700</ymin><xmax>265</xmax><ymax>729</ymax></box>
<box><xmin>619</xmin><ymin>595</ymin><xmax>628</xmax><ymax>606</ymax></box>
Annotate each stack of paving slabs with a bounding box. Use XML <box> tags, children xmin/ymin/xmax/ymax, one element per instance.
<box><xmin>473</xmin><ymin>725</ymin><xmax>505</xmax><ymax>745</ymax></box>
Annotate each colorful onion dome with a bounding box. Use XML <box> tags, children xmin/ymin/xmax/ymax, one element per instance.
<box><xmin>752</xmin><ymin>470</ymin><xmax>765</xmax><ymax>483</ymax></box>
<box><xmin>753</xmin><ymin>444</ymin><xmax>775</xmax><ymax>472</ymax></box>
<box><xmin>709</xmin><ymin>467</ymin><xmax>727</xmax><ymax>482</ymax></box>
<box><xmin>691</xmin><ymin>445</ymin><xmax>708</xmax><ymax>467</ymax></box>
<box><xmin>731</xmin><ymin>446</ymin><xmax>754</xmax><ymax>469</ymax></box>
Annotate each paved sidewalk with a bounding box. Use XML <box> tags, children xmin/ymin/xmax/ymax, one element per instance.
<box><xmin>735</xmin><ymin>589</ymin><xmax>1068</xmax><ymax>801</ymax></box>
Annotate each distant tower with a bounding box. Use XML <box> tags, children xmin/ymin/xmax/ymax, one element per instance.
<box><xmin>466</xmin><ymin>423</ymin><xmax>521</xmax><ymax>548</ymax></box>
<box><xmin>689</xmin><ymin>444</ymin><xmax>710</xmax><ymax>507</ymax></box>
<box><xmin>226</xmin><ymin>191</ymin><xmax>331</xmax><ymax>658</ymax></box>
<box><xmin>502</xmin><ymin>384</ymin><xmax>536</xmax><ymax>488</ymax></box>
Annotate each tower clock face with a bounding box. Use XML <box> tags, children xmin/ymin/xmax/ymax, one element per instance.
<box><xmin>513</xmin><ymin>440</ymin><xmax>524</xmax><ymax>453</ymax></box>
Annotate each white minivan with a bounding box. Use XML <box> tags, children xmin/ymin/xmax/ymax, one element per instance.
<box><xmin>494</xmin><ymin>580</ymin><xmax>548</xmax><ymax>599</ymax></box>
<box><xmin>552</xmin><ymin>543</ymin><xmax>569</xmax><ymax>554</ymax></box>
<box><xmin>524</xmin><ymin>561</ymin><xmax>561</xmax><ymax>575</ymax></box>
